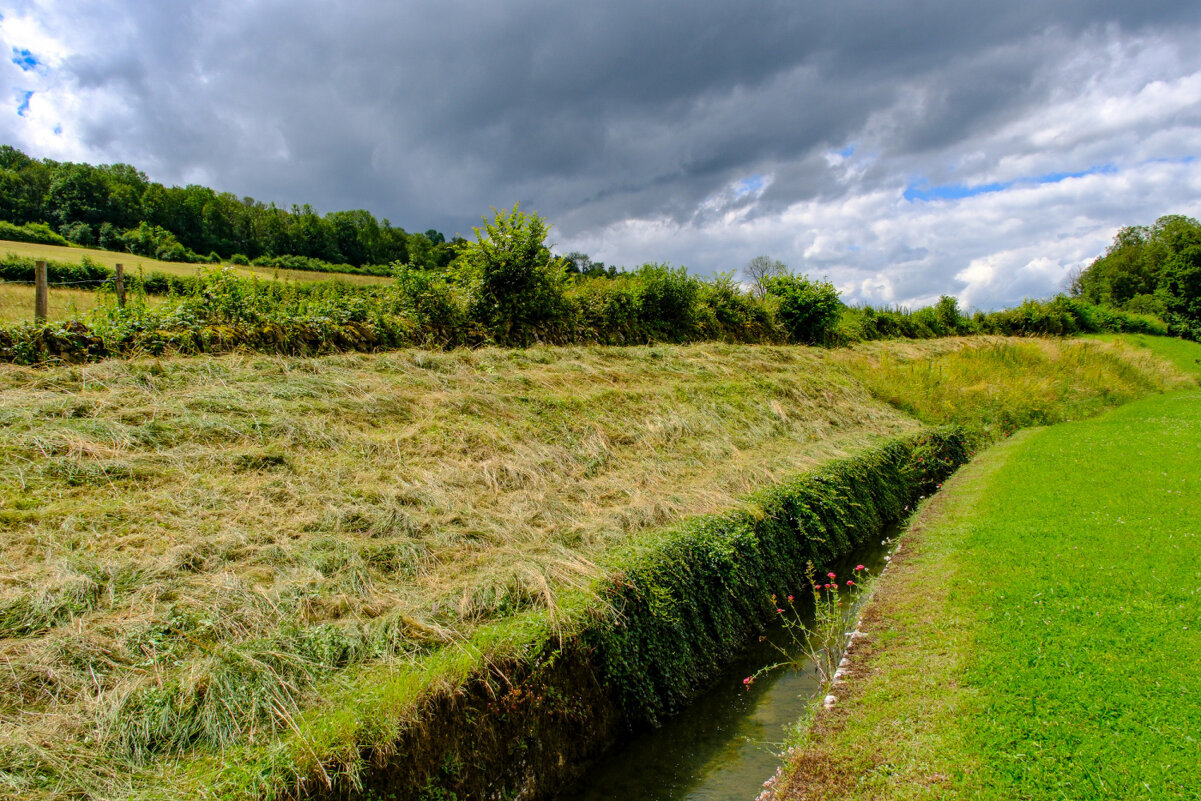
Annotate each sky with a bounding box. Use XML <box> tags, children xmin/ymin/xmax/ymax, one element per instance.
<box><xmin>2</xmin><ymin>1</ymin><xmax>1200</xmax><ymax>310</ymax></box>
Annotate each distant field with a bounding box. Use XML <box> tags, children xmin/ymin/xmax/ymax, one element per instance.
<box><xmin>0</xmin><ymin>282</ymin><xmax>100</xmax><ymax>323</ymax></box>
<box><xmin>0</xmin><ymin>283</ymin><xmax>166</xmax><ymax>324</ymax></box>
<box><xmin>0</xmin><ymin>239</ymin><xmax>391</xmax><ymax>286</ymax></box>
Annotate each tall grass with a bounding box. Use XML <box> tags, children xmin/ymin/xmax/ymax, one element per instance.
<box><xmin>836</xmin><ymin>336</ymin><xmax>1187</xmax><ymax>440</ymax></box>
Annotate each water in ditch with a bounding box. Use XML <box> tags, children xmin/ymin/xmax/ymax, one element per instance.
<box><xmin>561</xmin><ymin>530</ymin><xmax>898</xmax><ymax>801</ymax></box>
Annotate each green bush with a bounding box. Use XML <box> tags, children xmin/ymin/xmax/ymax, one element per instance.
<box><xmin>390</xmin><ymin>264</ymin><xmax>470</xmax><ymax>347</ymax></box>
<box><xmin>568</xmin><ymin>276</ymin><xmax>643</xmax><ymax>344</ymax></box>
<box><xmin>586</xmin><ymin>428</ymin><xmax>969</xmax><ymax>724</ymax></box>
<box><xmin>765</xmin><ymin>273</ymin><xmax>843</xmax><ymax>344</ymax></box>
<box><xmin>632</xmin><ymin>263</ymin><xmax>702</xmax><ymax>342</ymax></box>
<box><xmin>0</xmin><ymin>220</ymin><xmax>71</xmax><ymax>247</ymax></box>
<box><xmin>453</xmin><ymin>205</ymin><xmax>569</xmax><ymax>346</ymax></box>
<box><xmin>696</xmin><ymin>273</ymin><xmax>780</xmax><ymax>343</ymax></box>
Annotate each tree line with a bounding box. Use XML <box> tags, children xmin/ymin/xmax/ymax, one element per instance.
<box><xmin>0</xmin><ymin>144</ymin><xmax>463</xmax><ymax>269</ymax></box>
<box><xmin>1071</xmin><ymin>213</ymin><xmax>1201</xmax><ymax>338</ymax></box>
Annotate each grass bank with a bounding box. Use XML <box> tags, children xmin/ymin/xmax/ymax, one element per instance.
<box><xmin>768</xmin><ymin>336</ymin><xmax>1201</xmax><ymax>800</ymax></box>
<box><xmin>0</xmin><ymin>336</ymin><xmax>1192</xmax><ymax>800</ymax></box>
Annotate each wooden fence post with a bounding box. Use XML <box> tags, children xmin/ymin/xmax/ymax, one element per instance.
<box><xmin>34</xmin><ymin>260</ymin><xmax>48</xmax><ymax>323</ymax></box>
<box><xmin>115</xmin><ymin>263</ymin><xmax>126</xmax><ymax>308</ymax></box>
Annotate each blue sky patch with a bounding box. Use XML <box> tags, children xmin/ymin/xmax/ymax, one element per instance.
<box><xmin>735</xmin><ymin>173</ymin><xmax>766</xmax><ymax>197</ymax></box>
<box><xmin>53</xmin><ymin>124</ymin><xmax>62</xmax><ymax>135</ymax></box>
<box><xmin>904</xmin><ymin>164</ymin><xmax>1118</xmax><ymax>202</ymax></box>
<box><xmin>838</xmin><ymin>144</ymin><xmax>855</xmax><ymax>158</ymax></box>
<box><xmin>16</xmin><ymin>90</ymin><xmax>32</xmax><ymax>117</ymax></box>
<box><xmin>11</xmin><ymin>47</ymin><xmax>39</xmax><ymax>72</ymax></box>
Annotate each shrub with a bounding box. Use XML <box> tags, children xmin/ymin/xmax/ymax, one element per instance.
<box><xmin>633</xmin><ymin>263</ymin><xmax>702</xmax><ymax>342</ymax></box>
<box><xmin>0</xmin><ymin>220</ymin><xmax>71</xmax><ymax>247</ymax></box>
<box><xmin>696</xmin><ymin>273</ymin><xmax>779</xmax><ymax>343</ymax></box>
<box><xmin>569</xmin><ymin>276</ymin><xmax>643</xmax><ymax>344</ymax></box>
<box><xmin>453</xmin><ymin>205</ymin><xmax>569</xmax><ymax>346</ymax></box>
<box><xmin>765</xmin><ymin>273</ymin><xmax>843</xmax><ymax>344</ymax></box>
<box><xmin>62</xmin><ymin>221</ymin><xmax>96</xmax><ymax>246</ymax></box>
<box><xmin>389</xmin><ymin>263</ymin><xmax>469</xmax><ymax>347</ymax></box>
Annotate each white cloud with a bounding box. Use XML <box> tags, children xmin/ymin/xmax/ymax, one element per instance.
<box><xmin>564</xmin><ymin>158</ymin><xmax>1201</xmax><ymax>311</ymax></box>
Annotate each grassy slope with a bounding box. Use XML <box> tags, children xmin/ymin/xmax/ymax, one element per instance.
<box><xmin>0</xmin><ymin>239</ymin><xmax>389</xmax><ymax>286</ymax></box>
<box><xmin>772</xmin><ymin>336</ymin><xmax>1201</xmax><ymax>800</ymax></box>
<box><xmin>0</xmin><ymin>336</ymin><xmax>1191</xmax><ymax>800</ymax></box>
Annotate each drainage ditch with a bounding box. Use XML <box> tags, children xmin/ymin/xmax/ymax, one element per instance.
<box><xmin>560</xmin><ymin>530</ymin><xmax>898</xmax><ymax>801</ymax></box>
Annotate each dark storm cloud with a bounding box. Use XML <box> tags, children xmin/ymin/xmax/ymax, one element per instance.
<box><xmin>2</xmin><ymin>0</ymin><xmax>1201</xmax><ymax>306</ymax></box>
<box><xmin>9</xmin><ymin>0</ymin><xmax>1194</xmax><ymax>225</ymax></box>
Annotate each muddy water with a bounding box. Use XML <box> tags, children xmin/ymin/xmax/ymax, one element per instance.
<box><xmin>561</xmin><ymin>533</ymin><xmax>896</xmax><ymax>801</ymax></box>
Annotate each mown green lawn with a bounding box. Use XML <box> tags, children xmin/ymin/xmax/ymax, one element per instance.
<box><xmin>775</xmin><ymin>337</ymin><xmax>1201</xmax><ymax>800</ymax></box>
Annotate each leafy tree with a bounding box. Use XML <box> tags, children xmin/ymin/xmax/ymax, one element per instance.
<box><xmin>1073</xmin><ymin>214</ymin><xmax>1201</xmax><ymax>310</ymax></box>
<box><xmin>453</xmin><ymin>204</ymin><xmax>567</xmax><ymax>345</ymax></box>
<box><xmin>1161</xmin><ymin>245</ymin><xmax>1201</xmax><ymax>323</ymax></box>
<box><xmin>46</xmin><ymin>163</ymin><xmax>109</xmax><ymax>227</ymax></box>
<box><xmin>764</xmin><ymin>273</ymin><xmax>843</xmax><ymax>344</ymax></box>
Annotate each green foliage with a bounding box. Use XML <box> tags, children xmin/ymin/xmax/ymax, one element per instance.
<box><xmin>586</xmin><ymin>429</ymin><xmax>968</xmax><ymax>725</ymax></box>
<box><xmin>122</xmin><ymin>221</ymin><xmax>201</xmax><ymax>262</ymax></box>
<box><xmin>695</xmin><ymin>272</ymin><xmax>780</xmax><ymax>343</ymax></box>
<box><xmin>390</xmin><ymin>263</ymin><xmax>470</xmax><ymax>347</ymax></box>
<box><xmin>764</xmin><ymin>273</ymin><xmax>843</xmax><ymax>344</ymax></box>
<box><xmin>453</xmin><ymin>205</ymin><xmax>569</xmax><ymax>346</ymax></box>
<box><xmin>62</xmin><ymin>221</ymin><xmax>96</xmax><ymax>246</ymax></box>
<box><xmin>1161</xmin><ymin>244</ymin><xmax>1201</xmax><ymax>323</ymax></box>
<box><xmin>0</xmin><ymin>219</ymin><xmax>70</xmax><ymax>246</ymax></box>
<box><xmin>1072</xmin><ymin>213</ymin><xmax>1201</xmax><ymax>329</ymax></box>
<box><xmin>630</xmin><ymin>263</ymin><xmax>702</xmax><ymax>342</ymax></box>
<box><xmin>978</xmin><ymin>295</ymin><xmax>1166</xmax><ymax>337</ymax></box>
<box><xmin>0</xmin><ymin>144</ymin><xmax>454</xmax><ymax>270</ymax></box>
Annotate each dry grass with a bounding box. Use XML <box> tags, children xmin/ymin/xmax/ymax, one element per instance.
<box><xmin>0</xmin><ymin>240</ymin><xmax>390</xmax><ymax>286</ymax></box>
<box><xmin>0</xmin><ymin>283</ymin><xmax>100</xmax><ymax>324</ymax></box>
<box><xmin>0</xmin><ymin>283</ymin><xmax>168</xmax><ymax>325</ymax></box>
<box><xmin>1</xmin><ymin>343</ymin><xmax>916</xmax><ymax>797</ymax></box>
<box><xmin>0</xmin><ymin>335</ymin><xmax>1189</xmax><ymax>800</ymax></box>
